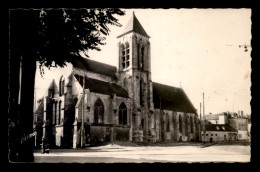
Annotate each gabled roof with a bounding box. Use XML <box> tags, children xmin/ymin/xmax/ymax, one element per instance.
<box><xmin>75</xmin><ymin>76</ymin><xmax>129</xmax><ymax>98</ymax></box>
<box><xmin>117</xmin><ymin>12</ymin><xmax>150</xmax><ymax>38</ymax></box>
<box><xmin>152</xmin><ymin>82</ymin><xmax>196</xmax><ymax>113</ymax></box>
<box><xmin>205</xmin><ymin>124</ymin><xmax>237</xmax><ymax>132</ymax></box>
<box><xmin>70</xmin><ymin>56</ymin><xmax>117</xmax><ymax>79</ymax></box>
<box><xmin>205</xmin><ymin>113</ymin><xmax>225</xmax><ymax>120</ymax></box>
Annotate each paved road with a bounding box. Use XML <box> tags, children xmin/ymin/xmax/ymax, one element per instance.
<box><xmin>34</xmin><ymin>144</ymin><xmax>250</xmax><ymax>163</ymax></box>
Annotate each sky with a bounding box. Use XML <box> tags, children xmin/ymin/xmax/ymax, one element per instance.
<box><xmin>35</xmin><ymin>8</ymin><xmax>252</xmax><ymax>115</ymax></box>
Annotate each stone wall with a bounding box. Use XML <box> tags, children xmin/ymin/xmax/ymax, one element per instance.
<box><xmin>72</xmin><ymin>76</ymin><xmax>131</xmax><ymax>147</ymax></box>
<box><xmin>229</xmin><ymin>118</ymin><xmax>248</xmax><ymax>131</ymax></box>
<box><xmin>237</xmin><ymin>130</ymin><xmax>249</xmax><ymax>140</ymax></box>
<box><xmin>154</xmin><ymin>109</ymin><xmax>199</xmax><ymax>142</ymax></box>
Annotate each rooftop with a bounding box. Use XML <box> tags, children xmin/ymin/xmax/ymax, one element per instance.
<box><xmin>70</xmin><ymin>56</ymin><xmax>117</xmax><ymax>79</ymax></box>
<box><xmin>117</xmin><ymin>12</ymin><xmax>150</xmax><ymax>38</ymax></box>
<box><xmin>205</xmin><ymin>124</ymin><xmax>237</xmax><ymax>132</ymax></box>
<box><xmin>75</xmin><ymin>76</ymin><xmax>129</xmax><ymax>98</ymax></box>
<box><xmin>152</xmin><ymin>82</ymin><xmax>196</xmax><ymax>113</ymax></box>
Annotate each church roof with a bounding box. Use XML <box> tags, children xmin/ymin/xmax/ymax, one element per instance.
<box><xmin>205</xmin><ymin>124</ymin><xmax>237</xmax><ymax>132</ymax></box>
<box><xmin>70</xmin><ymin>56</ymin><xmax>117</xmax><ymax>79</ymax></box>
<box><xmin>152</xmin><ymin>82</ymin><xmax>196</xmax><ymax>113</ymax></box>
<box><xmin>76</xmin><ymin>76</ymin><xmax>129</xmax><ymax>98</ymax></box>
<box><xmin>117</xmin><ymin>12</ymin><xmax>150</xmax><ymax>38</ymax></box>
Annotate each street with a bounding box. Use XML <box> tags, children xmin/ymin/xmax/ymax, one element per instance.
<box><xmin>33</xmin><ymin>143</ymin><xmax>250</xmax><ymax>163</ymax></box>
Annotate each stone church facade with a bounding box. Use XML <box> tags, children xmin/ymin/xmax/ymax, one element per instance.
<box><xmin>34</xmin><ymin>12</ymin><xmax>201</xmax><ymax>148</ymax></box>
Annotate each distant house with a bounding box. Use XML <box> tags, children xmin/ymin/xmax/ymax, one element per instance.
<box><xmin>203</xmin><ymin>111</ymin><xmax>250</xmax><ymax>142</ymax></box>
<box><xmin>228</xmin><ymin>117</ymin><xmax>250</xmax><ymax>141</ymax></box>
<box><xmin>204</xmin><ymin>112</ymin><xmax>227</xmax><ymax>124</ymax></box>
<box><xmin>201</xmin><ymin>124</ymin><xmax>237</xmax><ymax>142</ymax></box>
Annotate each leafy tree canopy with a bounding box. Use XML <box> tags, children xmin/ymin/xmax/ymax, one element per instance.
<box><xmin>10</xmin><ymin>8</ymin><xmax>125</xmax><ymax>75</ymax></box>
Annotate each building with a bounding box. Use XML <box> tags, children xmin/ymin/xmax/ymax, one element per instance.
<box><xmin>228</xmin><ymin>116</ymin><xmax>250</xmax><ymax>141</ymax></box>
<box><xmin>34</xmin><ymin>12</ymin><xmax>200</xmax><ymax>148</ymax></box>
<box><xmin>203</xmin><ymin>111</ymin><xmax>250</xmax><ymax>141</ymax></box>
<box><xmin>204</xmin><ymin>112</ymin><xmax>227</xmax><ymax>125</ymax></box>
<box><xmin>248</xmin><ymin>122</ymin><xmax>251</xmax><ymax>141</ymax></box>
<box><xmin>202</xmin><ymin>124</ymin><xmax>237</xmax><ymax>142</ymax></box>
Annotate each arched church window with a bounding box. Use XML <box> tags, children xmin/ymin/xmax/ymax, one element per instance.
<box><xmin>122</xmin><ymin>42</ymin><xmax>130</xmax><ymax>69</ymax></box>
<box><xmin>94</xmin><ymin>99</ymin><xmax>104</xmax><ymax>124</ymax></box>
<box><xmin>141</xmin><ymin>46</ymin><xmax>145</xmax><ymax>71</ymax></box>
<box><xmin>172</xmin><ymin>113</ymin><xmax>176</xmax><ymax>130</ymax></box>
<box><xmin>140</xmin><ymin>79</ymin><xmax>144</xmax><ymax>106</ymax></box>
<box><xmin>119</xmin><ymin>102</ymin><xmax>127</xmax><ymax>125</ymax></box>
<box><xmin>59</xmin><ymin>76</ymin><xmax>65</xmax><ymax>96</ymax></box>
<box><xmin>52</xmin><ymin>101</ymin><xmax>57</xmax><ymax>125</ymax></box>
<box><xmin>58</xmin><ymin>101</ymin><xmax>62</xmax><ymax>124</ymax></box>
<box><xmin>195</xmin><ymin>116</ymin><xmax>198</xmax><ymax>132</ymax></box>
<box><xmin>141</xmin><ymin>118</ymin><xmax>144</xmax><ymax>129</ymax></box>
<box><xmin>166</xmin><ymin>113</ymin><xmax>170</xmax><ymax>132</ymax></box>
<box><xmin>121</xmin><ymin>44</ymin><xmax>125</xmax><ymax>56</ymax></box>
<box><xmin>185</xmin><ymin>115</ymin><xmax>189</xmax><ymax>134</ymax></box>
<box><xmin>179</xmin><ymin>115</ymin><xmax>182</xmax><ymax>132</ymax></box>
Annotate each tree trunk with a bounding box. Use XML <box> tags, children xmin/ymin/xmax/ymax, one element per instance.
<box><xmin>9</xmin><ymin>9</ymin><xmax>40</xmax><ymax>162</ymax></box>
<box><xmin>8</xmin><ymin>52</ymin><xmax>36</xmax><ymax>162</ymax></box>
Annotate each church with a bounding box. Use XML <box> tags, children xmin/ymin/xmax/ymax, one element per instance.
<box><xmin>34</xmin><ymin>12</ymin><xmax>201</xmax><ymax>148</ymax></box>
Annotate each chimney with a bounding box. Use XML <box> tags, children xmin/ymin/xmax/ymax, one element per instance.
<box><xmin>241</xmin><ymin>111</ymin><xmax>244</xmax><ymax>117</ymax></box>
<box><xmin>238</xmin><ymin>111</ymin><xmax>240</xmax><ymax>117</ymax></box>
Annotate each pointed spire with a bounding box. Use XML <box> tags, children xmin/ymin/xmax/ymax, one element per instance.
<box><xmin>117</xmin><ymin>12</ymin><xmax>150</xmax><ymax>38</ymax></box>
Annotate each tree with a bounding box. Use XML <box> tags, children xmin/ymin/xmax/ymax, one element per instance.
<box><xmin>8</xmin><ymin>8</ymin><xmax>125</xmax><ymax>162</ymax></box>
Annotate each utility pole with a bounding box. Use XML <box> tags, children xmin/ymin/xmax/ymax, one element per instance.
<box><xmin>203</xmin><ymin>93</ymin><xmax>205</xmax><ymax>144</ymax></box>
<box><xmin>200</xmin><ymin>103</ymin><xmax>202</xmax><ymax>121</ymax></box>
<box><xmin>200</xmin><ymin>102</ymin><xmax>201</xmax><ymax>142</ymax></box>
<box><xmin>81</xmin><ymin>72</ymin><xmax>85</xmax><ymax>148</ymax></box>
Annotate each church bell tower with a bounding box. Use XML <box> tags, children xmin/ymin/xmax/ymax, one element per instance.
<box><xmin>117</xmin><ymin>12</ymin><xmax>155</xmax><ymax>142</ymax></box>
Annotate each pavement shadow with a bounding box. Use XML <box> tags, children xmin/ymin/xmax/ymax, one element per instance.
<box><xmin>201</xmin><ymin>143</ymin><xmax>217</xmax><ymax>148</ymax></box>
